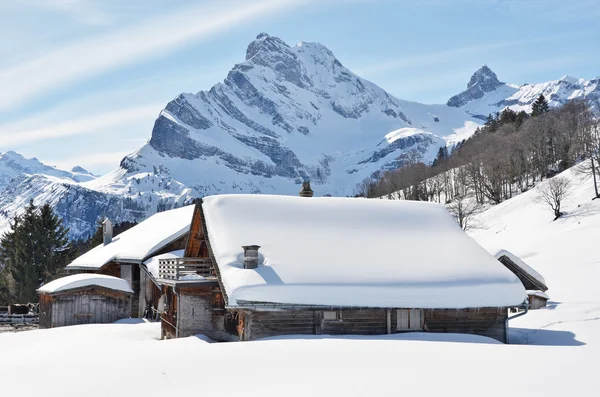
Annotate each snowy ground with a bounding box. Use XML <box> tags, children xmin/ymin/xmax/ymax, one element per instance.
<box><xmin>2</xmin><ymin>164</ymin><xmax>600</xmax><ymax>396</ymax></box>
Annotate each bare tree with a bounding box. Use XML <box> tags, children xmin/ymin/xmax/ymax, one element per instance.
<box><xmin>536</xmin><ymin>176</ymin><xmax>572</xmax><ymax>220</ymax></box>
<box><xmin>356</xmin><ymin>177</ymin><xmax>379</xmax><ymax>198</ymax></box>
<box><xmin>446</xmin><ymin>195</ymin><xmax>481</xmax><ymax>231</ymax></box>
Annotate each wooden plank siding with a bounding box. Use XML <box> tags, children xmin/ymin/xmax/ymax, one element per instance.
<box><xmin>241</xmin><ymin>307</ymin><xmax>509</xmax><ymax>343</ymax></box>
<box><xmin>97</xmin><ymin>262</ymin><xmax>121</xmax><ymax>278</ymax></box>
<box><xmin>424</xmin><ymin>308</ymin><xmax>508</xmax><ymax>343</ymax></box>
<box><xmin>38</xmin><ymin>286</ymin><xmax>132</xmax><ymax>329</ymax></box>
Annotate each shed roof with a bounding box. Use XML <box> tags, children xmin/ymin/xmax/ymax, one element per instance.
<box><xmin>202</xmin><ymin>194</ymin><xmax>526</xmax><ymax>309</ymax></box>
<box><xmin>37</xmin><ymin>274</ymin><xmax>133</xmax><ymax>294</ymax></box>
<box><xmin>66</xmin><ymin>205</ymin><xmax>194</xmax><ymax>270</ymax></box>
<box><xmin>494</xmin><ymin>249</ymin><xmax>548</xmax><ymax>292</ymax></box>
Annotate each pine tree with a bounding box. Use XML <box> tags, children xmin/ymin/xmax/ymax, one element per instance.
<box><xmin>37</xmin><ymin>203</ymin><xmax>71</xmax><ymax>281</ymax></box>
<box><xmin>0</xmin><ymin>201</ymin><xmax>73</xmax><ymax>302</ymax></box>
<box><xmin>515</xmin><ymin>111</ymin><xmax>529</xmax><ymax>129</ymax></box>
<box><xmin>484</xmin><ymin>113</ymin><xmax>499</xmax><ymax>132</ymax></box>
<box><xmin>531</xmin><ymin>94</ymin><xmax>549</xmax><ymax>117</ymax></box>
<box><xmin>499</xmin><ymin>108</ymin><xmax>517</xmax><ymax>125</ymax></box>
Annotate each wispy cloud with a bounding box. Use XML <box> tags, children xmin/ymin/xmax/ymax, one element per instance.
<box><xmin>17</xmin><ymin>0</ymin><xmax>116</xmax><ymax>25</ymax></box>
<box><xmin>0</xmin><ymin>105</ymin><xmax>161</xmax><ymax>146</ymax></box>
<box><xmin>53</xmin><ymin>151</ymin><xmax>132</xmax><ymax>171</ymax></box>
<box><xmin>354</xmin><ymin>31</ymin><xmax>589</xmax><ymax>77</ymax></box>
<box><xmin>0</xmin><ymin>0</ymin><xmax>311</xmax><ymax>111</ymax></box>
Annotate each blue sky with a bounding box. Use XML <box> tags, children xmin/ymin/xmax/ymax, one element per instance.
<box><xmin>1</xmin><ymin>0</ymin><xmax>598</xmax><ymax>175</ymax></box>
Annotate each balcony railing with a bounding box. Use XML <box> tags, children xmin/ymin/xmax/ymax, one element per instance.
<box><xmin>158</xmin><ymin>257</ymin><xmax>215</xmax><ymax>281</ymax></box>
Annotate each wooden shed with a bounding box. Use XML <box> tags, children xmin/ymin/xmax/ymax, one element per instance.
<box><xmin>494</xmin><ymin>250</ymin><xmax>549</xmax><ymax>310</ymax></box>
<box><xmin>155</xmin><ymin>193</ymin><xmax>528</xmax><ymax>343</ymax></box>
<box><xmin>65</xmin><ymin>205</ymin><xmax>195</xmax><ymax>318</ymax></box>
<box><xmin>37</xmin><ymin>274</ymin><xmax>133</xmax><ymax>329</ymax></box>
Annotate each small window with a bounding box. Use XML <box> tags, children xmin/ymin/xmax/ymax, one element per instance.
<box><xmin>397</xmin><ymin>309</ymin><xmax>423</xmax><ymax>331</ymax></box>
<box><xmin>323</xmin><ymin>311</ymin><xmax>339</xmax><ymax>321</ymax></box>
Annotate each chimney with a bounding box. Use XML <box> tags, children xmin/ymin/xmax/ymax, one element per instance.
<box><xmin>242</xmin><ymin>245</ymin><xmax>261</xmax><ymax>269</ymax></box>
<box><xmin>299</xmin><ymin>181</ymin><xmax>314</xmax><ymax>197</ymax></box>
<box><xmin>103</xmin><ymin>219</ymin><xmax>113</xmax><ymax>246</ymax></box>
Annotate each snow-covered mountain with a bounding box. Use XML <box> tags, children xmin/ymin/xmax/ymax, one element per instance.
<box><xmin>448</xmin><ymin>65</ymin><xmax>600</xmax><ymax>120</ymax></box>
<box><xmin>113</xmin><ymin>33</ymin><xmax>481</xmax><ymax>198</ymax></box>
<box><xmin>0</xmin><ymin>151</ymin><xmax>95</xmax><ymax>192</ymax></box>
<box><xmin>1</xmin><ymin>34</ymin><xmax>596</xmax><ymax>240</ymax></box>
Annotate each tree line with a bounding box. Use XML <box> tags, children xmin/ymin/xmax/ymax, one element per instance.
<box><xmin>360</xmin><ymin>95</ymin><xmax>600</xmax><ymax>223</ymax></box>
<box><xmin>0</xmin><ymin>201</ymin><xmax>136</xmax><ymax>304</ymax></box>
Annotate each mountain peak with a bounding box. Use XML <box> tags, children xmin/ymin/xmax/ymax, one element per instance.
<box><xmin>72</xmin><ymin>165</ymin><xmax>92</xmax><ymax>175</ymax></box>
<box><xmin>1</xmin><ymin>150</ymin><xmax>25</xmax><ymax>160</ymax></box>
<box><xmin>467</xmin><ymin>65</ymin><xmax>501</xmax><ymax>90</ymax></box>
<box><xmin>245</xmin><ymin>32</ymin><xmax>290</xmax><ymax>61</ymax></box>
<box><xmin>447</xmin><ymin>65</ymin><xmax>504</xmax><ymax>108</ymax></box>
<box><xmin>559</xmin><ymin>75</ymin><xmax>579</xmax><ymax>85</ymax></box>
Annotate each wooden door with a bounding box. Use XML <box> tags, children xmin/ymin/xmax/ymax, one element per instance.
<box><xmin>397</xmin><ymin>309</ymin><xmax>423</xmax><ymax>331</ymax></box>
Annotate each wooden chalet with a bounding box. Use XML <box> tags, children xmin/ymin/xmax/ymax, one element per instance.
<box><xmin>155</xmin><ymin>186</ymin><xmax>528</xmax><ymax>343</ymax></box>
<box><xmin>494</xmin><ymin>250</ymin><xmax>549</xmax><ymax>310</ymax></box>
<box><xmin>37</xmin><ymin>274</ymin><xmax>133</xmax><ymax>328</ymax></box>
<box><xmin>65</xmin><ymin>205</ymin><xmax>195</xmax><ymax>318</ymax></box>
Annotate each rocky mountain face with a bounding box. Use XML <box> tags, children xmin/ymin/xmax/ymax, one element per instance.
<box><xmin>448</xmin><ymin>66</ymin><xmax>600</xmax><ymax>120</ymax></box>
<box><xmin>447</xmin><ymin>66</ymin><xmax>504</xmax><ymax>109</ymax></box>
<box><xmin>119</xmin><ymin>33</ymin><xmax>479</xmax><ymax>197</ymax></box>
<box><xmin>1</xmin><ymin>34</ymin><xmax>597</xmax><ymax>240</ymax></box>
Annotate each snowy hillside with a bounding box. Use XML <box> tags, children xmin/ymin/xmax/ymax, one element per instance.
<box><xmin>1</xmin><ymin>162</ymin><xmax>599</xmax><ymax>396</ymax></box>
<box><xmin>448</xmin><ymin>65</ymin><xmax>600</xmax><ymax>120</ymax></box>
<box><xmin>0</xmin><ymin>151</ymin><xmax>95</xmax><ymax>191</ymax></box>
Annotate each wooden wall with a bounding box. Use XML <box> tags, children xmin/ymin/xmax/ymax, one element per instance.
<box><xmin>240</xmin><ymin>307</ymin><xmax>509</xmax><ymax>343</ymax></box>
<box><xmin>529</xmin><ymin>295</ymin><xmax>548</xmax><ymax>310</ymax></box>
<box><xmin>97</xmin><ymin>262</ymin><xmax>121</xmax><ymax>278</ymax></box>
<box><xmin>38</xmin><ymin>287</ymin><xmax>132</xmax><ymax>329</ymax></box>
<box><xmin>424</xmin><ymin>308</ymin><xmax>508</xmax><ymax>343</ymax></box>
<box><xmin>244</xmin><ymin>309</ymin><xmax>389</xmax><ymax>341</ymax></box>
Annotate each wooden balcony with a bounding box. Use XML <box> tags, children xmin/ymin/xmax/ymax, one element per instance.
<box><xmin>158</xmin><ymin>257</ymin><xmax>215</xmax><ymax>281</ymax></box>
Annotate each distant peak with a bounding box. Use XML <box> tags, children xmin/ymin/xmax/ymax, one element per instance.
<box><xmin>2</xmin><ymin>150</ymin><xmax>24</xmax><ymax>158</ymax></box>
<box><xmin>559</xmin><ymin>75</ymin><xmax>579</xmax><ymax>85</ymax></box>
<box><xmin>447</xmin><ymin>65</ymin><xmax>504</xmax><ymax>107</ymax></box>
<box><xmin>245</xmin><ymin>33</ymin><xmax>290</xmax><ymax>61</ymax></box>
<box><xmin>72</xmin><ymin>165</ymin><xmax>91</xmax><ymax>174</ymax></box>
<box><xmin>467</xmin><ymin>65</ymin><xmax>501</xmax><ymax>89</ymax></box>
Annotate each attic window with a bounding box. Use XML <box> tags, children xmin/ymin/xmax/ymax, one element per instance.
<box><xmin>323</xmin><ymin>311</ymin><xmax>340</xmax><ymax>321</ymax></box>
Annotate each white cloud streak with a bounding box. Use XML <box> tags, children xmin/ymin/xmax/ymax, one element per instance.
<box><xmin>17</xmin><ymin>0</ymin><xmax>116</xmax><ymax>25</ymax></box>
<box><xmin>53</xmin><ymin>151</ymin><xmax>132</xmax><ymax>171</ymax></box>
<box><xmin>0</xmin><ymin>105</ymin><xmax>161</xmax><ymax>146</ymax></box>
<box><xmin>0</xmin><ymin>0</ymin><xmax>311</xmax><ymax>110</ymax></box>
<box><xmin>354</xmin><ymin>31</ymin><xmax>588</xmax><ymax>77</ymax></box>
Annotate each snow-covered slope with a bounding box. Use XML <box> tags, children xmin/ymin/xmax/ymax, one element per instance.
<box><xmin>1</xmin><ymin>35</ymin><xmax>596</xmax><ymax>241</ymax></box>
<box><xmin>0</xmin><ymin>151</ymin><xmax>95</xmax><ymax>191</ymax></box>
<box><xmin>0</xmin><ymin>34</ymin><xmax>485</xmax><ymax>239</ymax></box>
<box><xmin>448</xmin><ymin>65</ymin><xmax>600</xmax><ymax>119</ymax></box>
<box><xmin>2</xmin><ymin>162</ymin><xmax>599</xmax><ymax>396</ymax></box>
<box><xmin>116</xmin><ymin>33</ymin><xmax>481</xmax><ymax>198</ymax></box>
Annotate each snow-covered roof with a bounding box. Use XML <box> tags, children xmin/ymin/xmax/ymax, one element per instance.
<box><xmin>202</xmin><ymin>194</ymin><xmax>526</xmax><ymax>309</ymax></box>
<box><xmin>67</xmin><ymin>205</ymin><xmax>194</xmax><ymax>270</ymax></box>
<box><xmin>527</xmin><ymin>290</ymin><xmax>550</xmax><ymax>300</ymax></box>
<box><xmin>493</xmin><ymin>249</ymin><xmax>548</xmax><ymax>291</ymax></box>
<box><xmin>37</xmin><ymin>274</ymin><xmax>133</xmax><ymax>294</ymax></box>
<box><xmin>143</xmin><ymin>249</ymin><xmax>185</xmax><ymax>279</ymax></box>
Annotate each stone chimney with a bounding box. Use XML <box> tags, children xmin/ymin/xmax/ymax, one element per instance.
<box><xmin>299</xmin><ymin>181</ymin><xmax>314</xmax><ymax>197</ymax></box>
<box><xmin>102</xmin><ymin>218</ymin><xmax>113</xmax><ymax>246</ymax></box>
<box><xmin>242</xmin><ymin>245</ymin><xmax>261</xmax><ymax>269</ymax></box>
